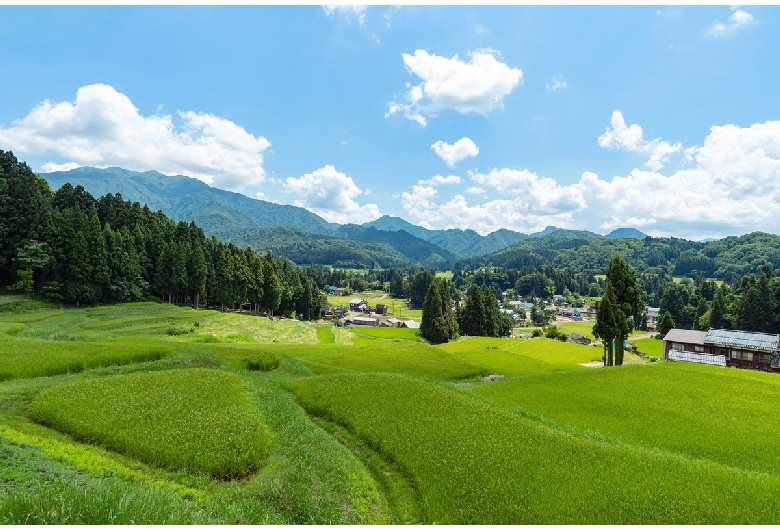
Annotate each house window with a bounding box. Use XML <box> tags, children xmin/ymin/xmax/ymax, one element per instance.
<box><xmin>672</xmin><ymin>342</ymin><xmax>684</xmax><ymax>351</ymax></box>
<box><xmin>694</xmin><ymin>346</ymin><xmax>704</xmax><ymax>353</ymax></box>
<box><xmin>761</xmin><ymin>354</ymin><xmax>771</xmax><ymax>363</ymax></box>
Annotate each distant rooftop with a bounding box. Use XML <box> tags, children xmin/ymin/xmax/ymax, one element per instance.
<box><xmin>705</xmin><ymin>329</ymin><xmax>780</xmax><ymax>352</ymax></box>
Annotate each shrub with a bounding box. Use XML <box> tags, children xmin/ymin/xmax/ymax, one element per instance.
<box><xmin>244</xmin><ymin>352</ymin><xmax>281</xmax><ymax>372</ymax></box>
<box><xmin>531</xmin><ymin>329</ymin><xmax>543</xmax><ymax>338</ymax></box>
<box><xmin>165</xmin><ymin>324</ymin><xmax>193</xmax><ymax>336</ymax></box>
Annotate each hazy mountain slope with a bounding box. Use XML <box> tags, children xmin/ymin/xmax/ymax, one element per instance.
<box><xmin>335</xmin><ymin>225</ymin><xmax>455</xmax><ymax>268</ymax></box>
<box><xmin>607</xmin><ymin>228</ymin><xmax>649</xmax><ymax>239</ymax></box>
<box><xmin>364</xmin><ymin>215</ymin><xmax>529</xmax><ymax>259</ymax></box>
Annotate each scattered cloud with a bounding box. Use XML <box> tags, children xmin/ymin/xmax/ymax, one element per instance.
<box><xmin>0</xmin><ymin>84</ymin><xmax>270</xmax><ymax>192</ymax></box>
<box><xmin>417</xmin><ymin>174</ymin><xmax>462</xmax><ymax>186</ymax></box>
<box><xmin>385</xmin><ymin>49</ymin><xmax>523</xmax><ymax>126</ymax></box>
<box><xmin>284</xmin><ymin>164</ymin><xmax>381</xmax><ymax>224</ymax></box>
<box><xmin>709</xmin><ymin>7</ymin><xmax>755</xmax><ymax>37</ymax></box>
<box><xmin>323</xmin><ymin>5</ymin><xmax>367</xmax><ymax>26</ymax></box>
<box><xmin>598</xmin><ymin>110</ymin><xmax>682</xmax><ymax>171</ymax></box>
<box><xmin>399</xmin><ymin>119</ymin><xmax>780</xmax><ymax>238</ymax></box>
<box><xmin>545</xmin><ymin>75</ymin><xmax>567</xmax><ymax>91</ymax></box>
<box><xmin>383</xmin><ymin>6</ymin><xmax>401</xmax><ymax>27</ymax></box>
<box><xmin>430</xmin><ymin>137</ymin><xmax>479</xmax><ymax>167</ymax></box>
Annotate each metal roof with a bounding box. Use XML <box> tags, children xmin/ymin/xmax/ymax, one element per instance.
<box><xmin>705</xmin><ymin>329</ymin><xmax>780</xmax><ymax>352</ymax></box>
<box><xmin>663</xmin><ymin>329</ymin><xmax>707</xmax><ymax>345</ymax></box>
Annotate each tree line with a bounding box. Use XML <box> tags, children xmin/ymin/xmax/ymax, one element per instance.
<box><xmin>0</xmin><ymin>150</ymin><xmax>325</xmax><ymax>319</ymax></box>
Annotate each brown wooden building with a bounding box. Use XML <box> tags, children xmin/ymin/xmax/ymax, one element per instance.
<box><xmin>663</xmin><ymin>328</ymin><xmax>780</xmax><ymax>372</ymax></box>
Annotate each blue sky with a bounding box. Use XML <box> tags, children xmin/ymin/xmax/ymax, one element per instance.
<box><xmin>1</xmin><ymin>5</ymin><xmax>779</xmax><ymax>240</ymax></box>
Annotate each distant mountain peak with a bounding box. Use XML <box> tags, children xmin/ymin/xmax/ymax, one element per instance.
<box><xmin>606</xmin><ymin>227</ymin><xmax>648</xmax><ymax>239</ymax></box>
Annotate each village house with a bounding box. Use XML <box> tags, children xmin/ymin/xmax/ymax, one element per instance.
<box><xmin>375</xmin><ymin>304</ymin><xmax>387</xmax><ymax>316</ymax></box>
<box><xmin>381</xmin><ymin>317</ymin><xmax>403</xmax><ymax>327</ymax></box>
<box><xmin>663</xmin><ymin>328</ymin><xmax>780</xmax><ymax>371</ymax></box>
<box><xmin>349</xmin><ymin>298</ymin><xmax>368</xmax><ymax>312</ymax></box>
<box><xmin>644</xmin><ymin>306</ymin><xmax>660</xmax><ymax>331</ymax></box>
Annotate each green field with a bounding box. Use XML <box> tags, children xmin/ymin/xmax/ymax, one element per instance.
<box><xmin>3</xmin><ymin>301</ymin><xmax>780</xmax><ymax>523</ymax></box>
<box><xmin>631</xmin><ymin>337</ymin><xmax>664</xmax><ymax>357</ymax></box>
<box><xmin>30</xmin><ymin>369</ymin><xmax>270</xmax><ymax>478</ymax></box>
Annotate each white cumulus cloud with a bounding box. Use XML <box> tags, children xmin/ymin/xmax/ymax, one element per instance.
<box><xmin>399</xmin><ymin>118</ymin><xmax>780</xmax><ymax>239</ymax></box>
<box><xmin>385</xmin><ymin>49</ymin><xmax>523</xmax><ymax>126</ymax></box>
<box><xmin>0</xmin><ymin>84</ymin><xmax>270</xmax><ymax>192</ymax></box>
<box><xmin>431</xmin><ymin>137</ymin><xmax>479</xmax><ymax>167</ymax></box>
<box><xmin>709</xmin><ymin>7</ymin><xmax>755</xmax><ymax>36</ymax></box>
<box><xmin>40</xmin><ymin>161</ymin><xmax>81</xmax><ymax>172</ymax></box>
<box><xmin>417</xmin><ymin>174</ymin><xmax>462</xmax><ymax>186</ymax></box>
<box><xmin>284</xmin><ymin>165</ymin><xmax>381</xmax><ymax>224</ymax></box>
<box><xmin>598</xmin><ymin>110</ymin><xmax>682</xmax><ymax>171</ymax></box>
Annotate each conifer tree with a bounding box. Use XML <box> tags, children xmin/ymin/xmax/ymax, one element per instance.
<box><xmin>420</xmin><ymin>278</ymin><xmax>449</xmax><ymax>344</ymax></box>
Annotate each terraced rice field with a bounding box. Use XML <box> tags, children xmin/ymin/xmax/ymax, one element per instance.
<box><xmin>2</xmin><ymin>301</ymin><xmax>780</xmax><ymax>524</ymax></box>
<box><xmin>30</xmin><ymin>369</ymin><xmax>271</xmax><ymax>478</ymax></box>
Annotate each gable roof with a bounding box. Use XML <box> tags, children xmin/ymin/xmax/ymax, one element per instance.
<box><xmin>663</xmin><ymin>329</ymin><xmax>707</xmax><ymax>345</ymax></box>
<box><xmin>704</xmin><ymin>329</ymin><xmax>780</xmax><ymax>352</ymax></box>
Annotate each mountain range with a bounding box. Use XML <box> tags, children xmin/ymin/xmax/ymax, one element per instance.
<box><xmin>42</xmin><ymin>166</ymin><xmax>651</xmax><ymax>269</ymax></box>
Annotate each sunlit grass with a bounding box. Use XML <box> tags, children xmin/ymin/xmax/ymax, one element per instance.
<box><xmin>29</xmin><ymin>368</ymin><xmax>271</xmax><ymax>478</ymax></box>
<box><xmin>295</xmin><ymin>372</ymin><xmax>780</xmax><ymax>524</ymax></box>
<box><xmin>474</xmin><ymin>362</ymin><xmax>780</xmax><ymax>476</ymax></box>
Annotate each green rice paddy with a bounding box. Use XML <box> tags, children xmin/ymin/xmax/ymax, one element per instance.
<box><xmin>30</xmin><ymin>369</ymin><xmax>271</xmax><ymax>478</ymax></box>
<box><xmin>294</xmin><ymin>372</ymin><xmax>780</xmax><ymax>524</ymax></box>
<box><xmin>2</xmin><ymin>300</ymin><xmax>780</xmax><ymax>523</ymax></box>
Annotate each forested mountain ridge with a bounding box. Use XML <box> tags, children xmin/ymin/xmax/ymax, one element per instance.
<box><xmin>456</xmin><ymin>231</ymin><xmax>780</xmax><ymax>282</ymax></box>
<box><xmin>42</xmin><ymin>166</ymin><xmax>338</xmax><ymax>237</ymax></box>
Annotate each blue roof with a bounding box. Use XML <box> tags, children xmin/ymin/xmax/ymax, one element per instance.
<box><xmin>705</xmin><ymin>329</ymin><xmax>780</xmax><ymax>352</ymax></box>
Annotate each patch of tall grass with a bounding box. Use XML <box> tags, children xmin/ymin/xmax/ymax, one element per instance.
<box><xmin>29</xmin><ymin>368</ymin><xmax>271</xmax><ymax>478</ymax></box>
<box><xmin>0</xmin><ymin>336</ymin><xmax>172</xmax><ymax>380</ymax></box>
<box><xmin>294</xmin><ymin>373</ymin><xmax>780</xmax><ymax>524</ymax></box>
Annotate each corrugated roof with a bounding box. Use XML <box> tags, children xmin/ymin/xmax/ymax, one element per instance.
<box><xmin>663</xmin><ymin>329</ymin><xmax>707</xmax><ymax>345</ymax></box>
<box><xmin>704</xmin><ymin>329</ymin><xmax>780</xmax><ymax>352</ymax></box>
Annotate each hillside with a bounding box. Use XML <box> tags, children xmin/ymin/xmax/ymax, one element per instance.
<box><xmin>42</xmin><ymin>167</ymin><xmax>338</xmax><ymax>236</ymax></box>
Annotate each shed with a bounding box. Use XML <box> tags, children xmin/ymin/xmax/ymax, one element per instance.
<box><xmin>568</xmin><ymin>332</ymin><xmax>591</xmax><ymax>345</ymax></box>
<box><xmin>403</xmin><ymin>319</ymin><xmax>420</xmax><ymax>329</ymax></box>
<box><xmin>349</xmin><ymin>316</ymin><xmax>379</xmax><ymax>327</ymax></box>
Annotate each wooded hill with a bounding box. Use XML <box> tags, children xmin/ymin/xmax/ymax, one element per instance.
<box><xmin>455</xmin><ymin>230</ymin><xmax>780</xmax><ymax>283</ymax></box>
<box><xmin>1</xmin><ymin>150</ymin><xmax>325</xmax><ymax>317</ymax></box>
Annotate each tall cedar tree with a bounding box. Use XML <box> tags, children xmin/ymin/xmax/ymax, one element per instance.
<box><xmin>603</xmin><ymin>255</ymin><xmax>643</xmax><ymax>366</ymax></box>
<box><xmin>457</xmin><ymin>285</ymin><xmax>512</xmax><ymax>338</ymax></box>
<box><xmin>420</xmin><ymin>278</ymin><xmax>449</xmax><ymax>344</ymax></box>
<box><xmin>710</xmin><ymin>286</ymin><xmax>727</xmax><ymax>329</ymax></box>
<box><xmin>593</xmin><ymin>286</ymin><xmax>619</xmax><ymax>366</ymax></box>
